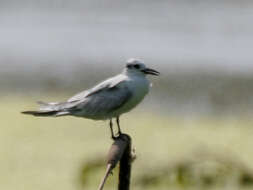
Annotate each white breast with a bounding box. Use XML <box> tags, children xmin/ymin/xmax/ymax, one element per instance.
<box><xmin>115</xmin><ymin>76</ymin><xmax>150</xmax><ymax>116</ymax></box>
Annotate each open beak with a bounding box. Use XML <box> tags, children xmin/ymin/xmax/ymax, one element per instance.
<box><xmin>142</xmin><ymin>68</ymin><xmax>160</xmax><ymax>76</ymax></box>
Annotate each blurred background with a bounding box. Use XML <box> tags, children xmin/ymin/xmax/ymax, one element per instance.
<box><xmin>1</xmin><ymin>0</ymin><xmax>253</xmax><ymax>190</ymax></box>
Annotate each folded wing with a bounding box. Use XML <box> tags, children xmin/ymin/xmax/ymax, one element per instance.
<box><xmin>68</xmin><ymin>81</ymin><xmax>132</xmax><ymax>118</ymax></box>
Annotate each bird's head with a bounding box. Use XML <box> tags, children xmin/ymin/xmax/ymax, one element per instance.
<box><xmin>124</xmin><ymin>58</ymin><xmax>160</xmax><ymax>77</ymax></box>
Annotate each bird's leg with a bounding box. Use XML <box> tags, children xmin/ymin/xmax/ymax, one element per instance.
<box><xmin>116</xmin><ymin>116</ymin><xmax>122</xmax><ymax>136</ymax></box>
<box><xmin>109</xmin><ymin>119</ymin><xmax>116</xmax><ymax>139</ymax></box>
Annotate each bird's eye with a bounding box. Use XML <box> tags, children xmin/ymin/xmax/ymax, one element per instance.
<box><xmin>134</xmin><ymin>64</ymin><xmax>140</xmax><ymax>69</ymax></box>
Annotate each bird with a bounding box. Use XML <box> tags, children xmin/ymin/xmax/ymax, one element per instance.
<box><xmin>22</xmin><ymin>58</ymin><xmax>160</xmax><ymax>139</ymax></box>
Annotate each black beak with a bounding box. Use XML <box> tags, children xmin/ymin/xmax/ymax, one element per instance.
<box><xmin>142</xmin><ymin>68</ymin><xmax>160</xmax><ymax>76</ymax></box>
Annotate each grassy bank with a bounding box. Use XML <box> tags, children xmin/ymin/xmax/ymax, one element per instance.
<box><xmin>1</xmin><ymin>97</ymin><xmax>253</xmax><ymax>190</ymax></box>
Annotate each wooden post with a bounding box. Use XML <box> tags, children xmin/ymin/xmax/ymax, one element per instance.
<box><xmin>118</xmin><ymin>134</ymin><xmax>132</xmax><ymax>190</ymax></box>
<box><xmin>98</xmin><ymin>134</ymin><xmax>133</xmax><ymax>190</ymax></box>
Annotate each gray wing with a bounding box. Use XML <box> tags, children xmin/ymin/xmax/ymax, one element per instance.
<box><xmin>68</xmin><ymin>74</ymin><xmax>126</xmax><ymax>102</ymax></box>
<box><xmin>68</xmin><ymin>81</ymin><xmax>132</xmax><ymax>117</ymax></box>
<box><xmin>65</xmin><ymin>74</ymin><xmax>132</xmax><ymax>117</ymax></box>
<box><xmin>30</xmin><ymin>75</ymin><xmax>130</xmax><ymax>117</ymax></box>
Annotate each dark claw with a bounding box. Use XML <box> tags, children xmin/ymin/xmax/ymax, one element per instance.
<box><xmin>116</xmin><ymin>117</ymin><xmax>122</xmax><ymax>136</ymax></box>
<box><xmin>110</xmin><ymin>119</ymin><xmax>116</xmax><ymax>140</ymax></box>
<box><xmin>117</xmin><ymin>131</ymin><xmax>122</xmax><ymax>137</ymax></box>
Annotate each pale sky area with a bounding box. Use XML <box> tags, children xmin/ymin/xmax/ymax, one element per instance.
<box><xmin>0</xmin><ymin>0</ymin><xmax>253</xmax><ymax>73</ymax></box>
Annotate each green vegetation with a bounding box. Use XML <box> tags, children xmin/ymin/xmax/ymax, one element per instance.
<box><xmin>1</xmin><ymin>96</ymin><xmax>253</xmax><ymax>190</ymax></box>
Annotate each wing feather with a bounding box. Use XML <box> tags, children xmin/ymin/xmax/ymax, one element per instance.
<box><xmin>68</xmin><ymin>83</ymin><xmax>132</xmax><ymax>118</ymax></box>
<box><xmin>68</xmin><ymin>74</ymin><xmax>126</xmax><ymax>102</ymax></box>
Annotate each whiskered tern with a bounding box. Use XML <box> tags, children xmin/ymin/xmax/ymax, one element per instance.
<box><xmin>22</xmin><ymin>58</ymin><xmax>160</xmax><ymax>138</ymax></box>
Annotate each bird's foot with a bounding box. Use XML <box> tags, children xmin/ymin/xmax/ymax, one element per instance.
<box><xmin>111</xmin><ymin>135</ymin><xmax>117</xmax><ymax>140</ymax></box>
<box><xmin>111</xmin><ymin>132</ymin><xmax>122</xmax><ymax>140</ymax></box>
<box><xmin>116</xmin><ymin>131</ymin><xmax>122</xmax><ymax>137</ymax></box>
